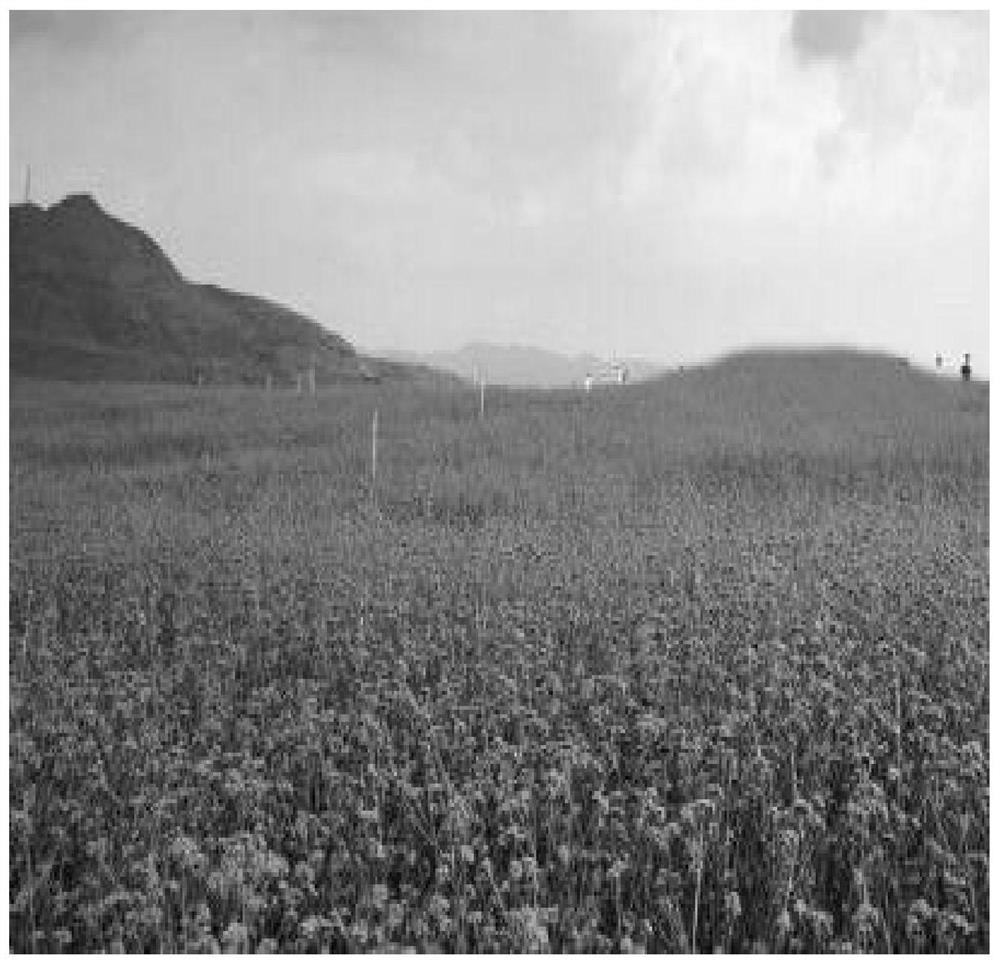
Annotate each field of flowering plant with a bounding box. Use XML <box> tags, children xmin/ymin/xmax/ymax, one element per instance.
<box><xmin>9</xmin><ymin>357</ymin><xmax>989</xmax><ymax>952</ymax></box>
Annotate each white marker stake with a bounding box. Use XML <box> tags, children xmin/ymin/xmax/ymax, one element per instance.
<box><xmin>372</xmin><ymin>409</ymin><xmax>379</xmax><ymax>497</ymax></box>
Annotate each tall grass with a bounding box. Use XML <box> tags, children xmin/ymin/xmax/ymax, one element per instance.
<box><xmin>9</xmin><ymin>363</ymin><xmax>988</xmax><ymax>952</ymax></box>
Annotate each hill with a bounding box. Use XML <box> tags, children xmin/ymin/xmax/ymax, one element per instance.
<box><xmin>382</xmin><ymin>342</ymin><xmax>667</xmax><ymax>387</ymax></box>
<box><xmin>661</xmin><ymin>346</ymin><xmax>986</xmax><ymax>414</ymax></box>
<box><xmin>632</xmin><ymin>346</ymin><xmax>987</xmax><ymax>445</ymax></box>
<box><xmin>9</xmin><ymin>194</ymin><xmax>445</xmax><ymax>386</ymax></box>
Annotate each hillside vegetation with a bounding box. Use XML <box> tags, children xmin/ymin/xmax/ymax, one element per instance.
<box><xmin>9</xmin><ymin>195</ymin><xmax>444</xmax><ymax>386</ymax></box>
<box><xmin>9</xmin><ymin>351</ymin><xmax>988</xmax><ymax>952</ymax></box>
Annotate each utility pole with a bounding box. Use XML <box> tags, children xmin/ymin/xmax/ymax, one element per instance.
<box><xmin>24</xmin><ymin>165</ymin><xmax>31</xmax><ymax>205</ymax></box>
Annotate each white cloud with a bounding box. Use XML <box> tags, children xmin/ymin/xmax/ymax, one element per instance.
<box><xmin>615</xmin><ymin>12</ymin><xmax>986</xmax><ymax>240</ymax></box>
<box><xmin>9</xmin><ymin>12</ymin><xmax>988</xmax><ymax>367</ymax></box>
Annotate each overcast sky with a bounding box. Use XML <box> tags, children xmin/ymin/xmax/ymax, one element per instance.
<box><xmin>9</xmin><ymin>11</ymin><xmax>989</xmax><ymax>370</ymax></box>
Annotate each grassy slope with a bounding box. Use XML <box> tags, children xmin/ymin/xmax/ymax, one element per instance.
<box><xmin>9</xmin><ymin>352</ymin><xmax>989</xmax><ymax>952</ymax></box>
<box><xmin>10</xmin><ymin>196</ymin><xmax>448</xmax><ymax>387</ymax></box>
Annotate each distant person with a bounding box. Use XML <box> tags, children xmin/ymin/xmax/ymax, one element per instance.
<box><xmin>961</xmin><ymin>353</ymin><xmax>971</xmax><ymax>382</ymax></box>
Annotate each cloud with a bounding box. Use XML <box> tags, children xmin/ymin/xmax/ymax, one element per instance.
<box><xmin>616</xmin><ymin>12</ymin><xmax>985</xmax><ymax>232</ymax></box>
<box><xmin>790</xmin><ymin>11</ymin><xmax>882</xmax><ymax>64</ymax></box>
<box><xmin>804</xmin><ymin>11</ymin><xmax>988</xmax><ymax>232</ymax></box>
<box><xmin>10</xmin><ymin>10</ymin><xmax>161</xmax><ymax>54</ymax></box>
<box><xmin>616</xmin><ymin>14</ymin><xmax>835</xmax><ymax>220</ymax></box>
<box><xmin>8</xmin><ymin>11</ymin><xmax>987</xmax><ymax>367</ymax></box>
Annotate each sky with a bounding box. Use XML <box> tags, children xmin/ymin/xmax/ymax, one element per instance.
<box><xmin>9</xmin><ymin>10</ymin><xmax>990</xmax><ymax>371</ymax></box>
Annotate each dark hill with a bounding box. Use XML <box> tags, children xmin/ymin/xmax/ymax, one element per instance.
<box><xmin>10</xmin><ymin>194</ymin><xmax>441</xmax><ymax>385</ymax></box>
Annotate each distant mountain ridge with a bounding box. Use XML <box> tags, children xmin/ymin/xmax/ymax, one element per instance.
<box><xmin>10</xmin><ymin>194</ymin><xmax>445</xmax><ymax>385</ymax></box>
<box><xmin>382</xmin><ymin>342</ymin><xmax>667</xmax><ymax>387</ymax></box>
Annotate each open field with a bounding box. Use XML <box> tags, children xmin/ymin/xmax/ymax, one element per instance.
<box><xmin>9</xmin><ymin>354</ymin><xmax>989</xmax><ymax>952</ymax></box>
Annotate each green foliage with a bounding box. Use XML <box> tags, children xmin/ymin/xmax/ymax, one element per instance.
<box><xmin>9</xmin><ymin>365</ymin><xmax>989</xmax><ymax>952</ymax></box>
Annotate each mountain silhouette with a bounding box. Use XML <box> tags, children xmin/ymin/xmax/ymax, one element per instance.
<box><xmin>382</xmin><ymin>342</ymin><xmax>667</xmax><ymax>388</ymax></box>
<box><xmin>9</xmin><ymin>193</ymin><xmax>438</xmax><ymax>385</ymax></box>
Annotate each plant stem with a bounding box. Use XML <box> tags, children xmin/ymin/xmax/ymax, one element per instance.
<box><xmin>27</xmin><ymin>838</ymin><xmax>36</xmax><ymax>954</ymax></box>
<box><xmin>895</xmin><ymin>665</ymin><xmax>903</xmax><ymax>807</ymax></box>
<box><xmin>691</xmin><ymin>826</ymin><xmax>704</xmax><ymax>953</ymax></box>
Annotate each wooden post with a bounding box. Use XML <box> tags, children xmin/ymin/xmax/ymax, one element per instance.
<box><xmin>480</xmin><ymin>376</ymin><xmax>485</xmax><ymax>418</ymax></box>
<box><xmin>308</xmin><ymin>365</ymin><xmax>316</xmax><ymax>395</ymax></box>
<box><xmin>265</xmin><ymin>373</ymin><xmax>272</xmax><ymax>393</ymax></box>
<box><xmin>371</xmin><ymin>409</ymin><xmax>379</xmax><ymax>498</ymax></box>
<box><xmin>296</xmin><ymin>373</ymin><xmax>303</xmax><ymax>394</ymax></box>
